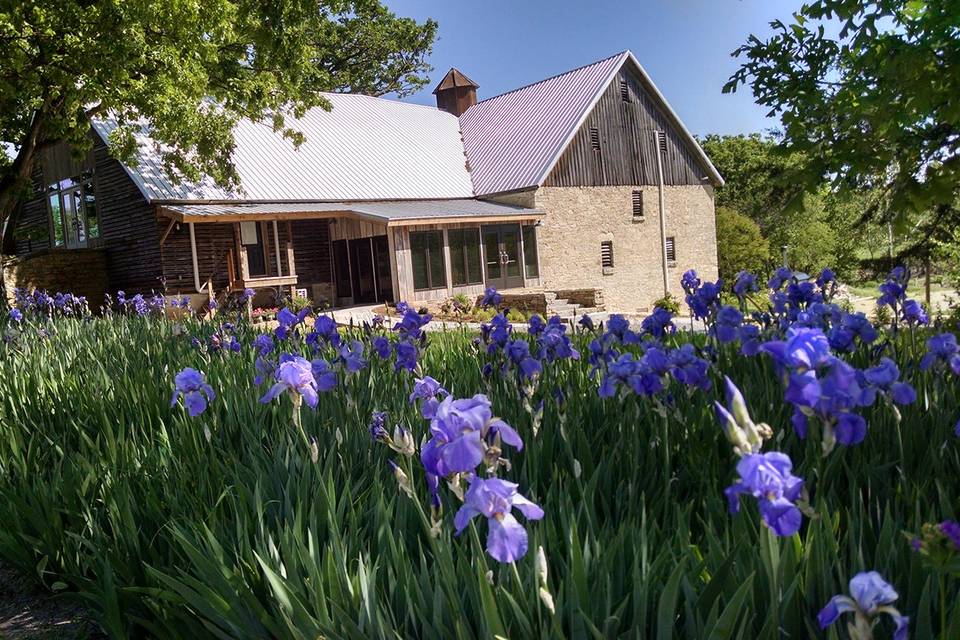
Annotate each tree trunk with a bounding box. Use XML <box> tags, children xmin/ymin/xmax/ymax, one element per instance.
<box><xmin>0</xmin><ymin>106</ymin><xmax>48</xmax><ymax>308</ymax></box>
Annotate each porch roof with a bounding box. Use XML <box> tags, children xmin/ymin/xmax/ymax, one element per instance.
<box><xmin>157</xmin><ymin>199</ymin><xmax>543</xmax><ymax>226</ymax></box>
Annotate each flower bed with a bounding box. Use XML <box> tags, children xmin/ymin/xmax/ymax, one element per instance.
<box><xmin>0</xmin><ymin>269</ymin><xmax>958</xmax><ymax>638</ymax></box>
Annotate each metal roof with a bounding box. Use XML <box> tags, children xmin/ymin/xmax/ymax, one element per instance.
<box><xmin>459</xmin><ymin>52</ymin><xmax>627</xmax><ymax>196</ymax></box>
<box><xmin>159</xmin><ymin>199</ymin><xmax>542</xmax><ymax>226</ymax></box>
<box><xmin>92</xmin><ymin>93</ymin><xmax>476</xmax><ymax>202</ymax></box>
<box><xmin>459</xmin><ymin>50</ymin><xmax>723</xmax><ymax>195</ymax></box>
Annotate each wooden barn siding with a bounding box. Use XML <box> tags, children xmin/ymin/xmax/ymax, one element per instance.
<box><xmin>12</xmin><ymin>165</ymin><xmax>50</xmax><ymax>256</ymax></box>
<box><xmin>10</xmin><ymin>133</ymin><xmax>163</xmax><ymax>292</ymax></box>
<box><xmin>291</xmin><ymin>219</ymin><xmax>332</xmax><ymax>285</ymax></box>
<box><xmin>160</xmin><ymin>222</ymin><xmax>235</xmax><ymax>293</ymax></box>
<box><xmin>92</xmin><ymin>135</ymin><xmax>163</xmax><ymax>292</ymax></box>
<box><xmin>545</xmin><ymin>68</ymin><xmax>705</xmax><ymax>187</ymax></box>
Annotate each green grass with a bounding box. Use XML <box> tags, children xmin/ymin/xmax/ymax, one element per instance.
<box><xmin>0</xmin><ymin>315</ymin><xmax>957</xmax><ymax>638</ymax></box>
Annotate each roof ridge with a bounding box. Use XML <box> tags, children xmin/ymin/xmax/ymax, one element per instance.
<box><xmin>472</xmin><ymin>50</ymin><xmax>629</xmax><ymax>106</ymax></box>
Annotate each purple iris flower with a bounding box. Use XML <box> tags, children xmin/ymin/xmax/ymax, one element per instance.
<box><xmin>724</xmin><ymin>451</ymin><xmax>805</xmax><ymax>536</ymax></box>
<box><xmin>761</xmin><ymin>327</ymin><xmax>833</xmax><ymax>372</ymax></box>
<box><xmin>713</xmin><ymin>305</ymin><xmax>743</xmax><ymax>343</ymax></box>
<box><xmin>310</xmin><ymin>359</ymin><xmax>338</xmax><ymax>391</ymax></box>
<box><xmin>410</xmin><ymin>376</ymin><xmax>449</xmax><ymax>419</ymax></box>
<box><xmin>481</xmin><ymin>287</ymin><xmax>503</xmax><ymax>308</ymax></box>
<box><xmin>818</xmin><ymin>572</ymin><xmax>908</xmax><ymax>640</ymax></box>
<box><xmin>254</xmin><ymin>334</ymin><xmax>274</xmax><ymax>355</ymax></box>
<box><xmin>733</xmin><ymin>270</ymin><xmax>759</xmax><ymax>299</ymax></box>
<box><xmin>394</xmin><ymin>340</ymin><xmax>419</xmax><ymax>372</ymax></box>
<box><xmin>901</xmin><ymin>299</ymin><xmax>928</xmax><ymax>325</ymax></box>
<box><xmin>170</xmin><ymin>368</ymin><xmax>216</xmax><ymax>417</ymax></box>
<box><xmin>8</xmin><ymin>308</ymin><xmax>23</xmax><ymax>323</ymax></box>
<box><xmin>527</xmin><ymin>314</ymin><xmax>545</xmax><ymax>336</ymax></box>
<box><xmin>537</xmin><ymin>316</ymin><xmax>579</xmax><ymax>362</ymax></box>
<box><xmin>277</xmin><ymin>307</ymin><xmax>298</xmax><ymax>328</ymax></box>
<box><xmin>687</xmin><ymin>280</ymin><xmax>722</xmax><ymax>320</ymax></box>
<box><xmin>767</xmin><ymin>266</ymin><xmax>793</xmax><ymax>291</ymax></box>
<box><xmin>308</xmin><ymin>315</ymin><xmax>342</xmax><ymax>349</ymax></box>
<box><xmin>394</xmin><ymin>308</ymin><xmax>432</xmax><ymax>341</ymax></box>
<box><xmin>641</xmin><ymin>307</ymin><xmax>676</xmax><ymax>338</ymax></box>
<box><xmin>939</xmin><ymin>521</ymin><xmax>960</xmax><ymax>550</ymax></box>
<box><xmin>738</xmin><ymin>324</ymin><xmax>762</xmax><ymax>357</ymax></box>
<box><xmin>578</xmin><ymin>314</ymin><xmax>595</xmax><ymax>331</ymax></box>
<box><xmin>669</xmin><ymin>343</ymin><xmax>711</xmax><ymax>391</ymax></box>
<box><xmin>369</xmin><ymin>411</ymin><xmax>389</xmax><ymax>442</ymax></box>
<box><xmin>454</xmin><ymin>477</ymin><xmax>544</xmax><ymax>563</ymax></box>
<box><xmin>919</xmin><ymin>333</ymin><xmax>960</xmax><ymax>373</ymax></box>
<box><xmin>862</xmin><ymin>358</ymin><xmax>916</xmax><ymax>406</ymax></box>
<box><xmin>260</xmin><ymin>355</ymin><xmax>320</xmax><ymax>408</ymax></box>
<box><xmin>372</xmin><ymin>336</ymin><xmax>391</xmax><ymax>359</ymax></box>
<box><xmin>337</xmin><ymin>340</ymin><xmax>367</xmax><ymax>372</ymax></box>
<box><xmin>241</xmin><ymin>287</ymin><xmax>255</xmax><ymax>301</ymax></box>
<box><xmin>420</xmin><ymin>394</ymin><xmax>522</xmax><ymax>477</ymax></box>
<box><xmin>680</xmin><ymin>269</ymin><xmax>701</xmax><ymax>294</ymax></box>
<box><xmin>604</xmin><ymin>314</ymin><xmax>640</xmax><ymax>344</ymax></box>
<box><xmin>815</xmin><ymin>267</ymin><xmax>836</xmax><ymax>290</ymax></box>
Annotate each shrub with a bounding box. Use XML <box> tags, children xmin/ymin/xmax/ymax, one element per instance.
<box><xmin>716</xmin><ymin>207</ymin><xmax>770</xmax><ymax>282</ymax></box>
<box><xmin>652</xmin><ymin>293</ymin><xmax>681</xmax><ymax>315</ymax></box>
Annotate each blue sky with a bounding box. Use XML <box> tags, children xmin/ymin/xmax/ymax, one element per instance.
<box><xmin>383</xmin><ymin>0</ymin><xmax>804</xmax><ymax>136</ymax></box>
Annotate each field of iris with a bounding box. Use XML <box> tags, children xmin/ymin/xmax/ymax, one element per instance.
<box><xmin>0</xmin><ymin>268</ymin><xmax>958</xmax><ymax>639</ymax></box>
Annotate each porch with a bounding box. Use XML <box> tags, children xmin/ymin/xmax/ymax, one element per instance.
<box><xmin>155</xmin><ymin>199</ymin><xmax>544</xmax><ymax>307</ymax></box>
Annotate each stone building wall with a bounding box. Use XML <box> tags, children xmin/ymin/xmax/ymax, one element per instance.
<box><xmin>532</xmin><ymin>184</ymin><xmax>717</xmax><ymax>312</ymax></box>
<box><xmin>3</xmin><ymin>249</ymin><xmax>109</xmax><ymax>306</ymax></box>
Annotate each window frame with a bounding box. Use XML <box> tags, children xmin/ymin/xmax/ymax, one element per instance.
<box><xmin>666</xmin><ymin>236</ymin><xmax>676</xmax><ymax>263</ymax></box>
<box><xmin>410</xmin><ymin>230</ymin><xmax>447</xmax><ymax>291</ymax></box>
<box><xmin>632</xmin><ymin>190</ymin><xmax>644</xmax><ymax>219</ymax></box>
<box><xmin>45</xmin><ymin>171</ymin><xmax>100</xmax><ymax>249</ymax></box>
<box><xmin>447</xmin><ymin>226</ymin><xmax>483</xmax><ymax>287</ymax></box>
<box><xmin>522</xmin><ymin>225</ymin><xmax>539</xmax><ymax>279</ymax></box>
<box><xmin>601</xmin><ymin>240</ymin><xmax>614</xmax><ymax>270</ymax></box>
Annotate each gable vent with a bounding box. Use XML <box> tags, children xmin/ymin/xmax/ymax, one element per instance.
<box><xmin>589</xmin><ymin>127</ymin><xmax>601</xmax><ymax>151</ymax></box>
<box><xmin>658</xmin><ymin>131</ymin><xmax>668</xmax><ymax>154</ymax></box>
<box><xmin>632</xmin><ymin>190</ymin><xmax>643</xmax><ymax>218</ymax></box>
<box><xmin>620</xmin><ymin>80</ymin><xmax>631</xmax><ymax>102</ymax></box>
<box><xmin>601</xmin><ymin>240</ymin><xmax>614</xmax><ymax>269</ymax></box>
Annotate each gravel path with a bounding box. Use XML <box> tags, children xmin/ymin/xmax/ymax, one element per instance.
<box><xmin>0</xmin><ymin>565</ymin><xmax>100</xmax><ymax>639</ymax></box>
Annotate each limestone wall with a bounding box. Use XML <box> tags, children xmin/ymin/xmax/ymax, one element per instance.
<box><xmin>532</xmin><ymin>185</ymin><xmax>718</xmax><ymax>312</ymax></box>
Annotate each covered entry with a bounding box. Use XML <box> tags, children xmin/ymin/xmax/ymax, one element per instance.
<box><xmin>332</xmin><ymin>235</ymin><xmax>393</xmax><ymax>305</ymax></box>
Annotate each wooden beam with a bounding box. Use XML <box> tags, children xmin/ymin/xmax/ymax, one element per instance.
<box><xmin>158</xmin><ymin>218</ymin><xmax>177</xmax><ymax>246</ymax></box>
<box><xmin>285</xmin><ymin>221</ymin><xmax>296</xmax><ymax>278</ymax></box>
<box><xmin>272</xmin><ymin>220</ymin><xmax>282</xmax><ymax>276</ymax></box>
<box><xmin>387</xmin><ymin>214</ymin><xmax>543</xmax><ymax>228</ymax></box>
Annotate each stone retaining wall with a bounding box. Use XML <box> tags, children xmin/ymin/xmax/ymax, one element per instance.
<box><xmin>2</xmin><ymin>249</ymin><xmax>109</xmax><ymax>306</ymax></box>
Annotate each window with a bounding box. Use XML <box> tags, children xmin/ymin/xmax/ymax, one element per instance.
<box><xmin>666</xmin><ymin>236</ymin><xmax>676</xmax><ymax>262</ymax></box>
<box><xmin>47</xmin><ymin>172</ymin><xmax>99</xmax><ymax>248</ymax></box>
<box><xmin>410</xmin><ymin>230</ymin><xmax>446</xmax><ymax>290</ymax></box>
<box><xmin>522</xmin><ymin>225</ymin><xmax>539</xmax><ymax>278</ymax></box>
<box><xmin>601</xmin><ymin>241</ymin><xmax>614</xmax><ymax>270</ymax></box>
<box><xmin>448</xmin><ymin>227</ymin><xmax>483</xmax><ymax>286</ymax></box>
<box><xmin>632</xmin><ymin>191</ymin><xmax>644</xmax><ymax>219</ymax></box>
<box><xmin>620</xmin><ymin>79</ymin><xmax>631</xmax><ymax>102</ymax></box>
<box><xmin>589</xmin><ymin>127</ymin><xmax>601</xmax><ymax>151</ymax></box>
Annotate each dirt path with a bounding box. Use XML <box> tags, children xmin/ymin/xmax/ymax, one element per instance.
<box><xmin>0</xmin><ymin>565</ymin><xmax>99</xmax><ymax>639</ymax></box>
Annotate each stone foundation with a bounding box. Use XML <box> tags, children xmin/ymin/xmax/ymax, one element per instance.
<box><xmin>2</xmin><ymin>249</ymin><xmax>109</xmax><ymax>306</ymax></box>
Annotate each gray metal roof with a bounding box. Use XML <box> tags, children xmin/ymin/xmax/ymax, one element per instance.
<box><xmin>93</xmin><ymin>93</ymin><xmax>475</xmax><ymax>202</ymax></box>
<box><xmin>160</xmin><ymin>199</ymin><xmax>542</xmax><ymax>225</ymax></box>
<box><xmin>459</xmin><ymin>51</ymin><xmax>723</xmax><ymax>195</ymax></box>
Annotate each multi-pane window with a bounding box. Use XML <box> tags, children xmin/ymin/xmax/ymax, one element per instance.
<box><xmin>47</xmin><ymin>172</ymin><xmax>99</xmax><ymax>248</ymax></box>
<box><xmin>601</xmin><ymin>241</ymin><xmax>614</xmax><ymax>269</ymax></box>
<box><xmin>522</xmin><ymin>225</ymin><xmax>539</xmax><ymax>278</ymax></box>
<box><xmin>666</xmin><ymin>236</ymin><xmax>677</xmax><ymax>262</ymax></box>
<box><xmin>632</xmin><ymin>190</ymin><xmax>644</xmax><ymax>219</ymax></box>
<box><xmin>448</xmin><ymin>227</ymin><xmax>483</xmax><ymax>286</ymax></box>
<box><xmin>410</xmin><ymin>230</ymin><xmax>446</xmax><ymax>290</ymax></box>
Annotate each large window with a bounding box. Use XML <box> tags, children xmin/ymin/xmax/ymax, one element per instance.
<box><xmin>410</xmin><ymin>230</ymin><xmax>446</xmax><ymax>291</ymax></box>
<box><xmin>448</xmin><ymin>227</ymin><xmax>482</xmax><ymax>286</ymax></box>
<box><xmin>522</xmin><ymin>225</ymin><xmax>539</xmax><ymax>278</ymax></box>
<box><xmin>47</xmin><ymin>172</ymin><xmax>99</xmax><ymax>248</ymax></box>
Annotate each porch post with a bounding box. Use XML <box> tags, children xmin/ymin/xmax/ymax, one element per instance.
<box><xmin>442</xmin><ymin>227</ymin><xmax>453</xmax><ymax>297</ymax></box>
<box><xmin>189</xmin><ymin>222</ymin><xmax>204</xmax><ymax>293</ymax></box>
<box><xmin>272</xmin><ymin>220</ymin><xmax>282</xmax><ymax>276</ymax></box>
<box><xmin>387</xmin><ymin>228</ymin><xmax>400</xmax><ymax>304</ymax></box>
